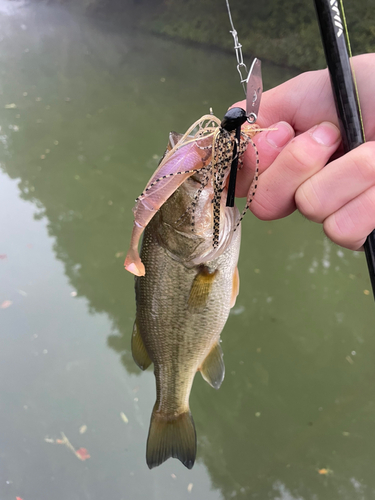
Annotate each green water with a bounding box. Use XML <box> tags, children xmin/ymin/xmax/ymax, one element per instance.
<box><xmin>0</xmin><ymin>2</ymin><xmax>374</xmax><ymax>499</ymax></box>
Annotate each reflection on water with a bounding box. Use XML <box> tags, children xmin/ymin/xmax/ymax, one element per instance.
<box><xmin>0</xmin><ymin>2</ymin><xmax>374</xmax><ymax>499</ymax></box>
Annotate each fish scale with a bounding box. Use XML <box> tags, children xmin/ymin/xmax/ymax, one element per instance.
<box><xmin>133</xmin><ymin>170</ymin><xmax>241</xmax><ymax>469</ymax></box>
<box><xmin>136</xmin><ymin>210</ymin><xmax>239</xmax><ymax>413</ymax></box>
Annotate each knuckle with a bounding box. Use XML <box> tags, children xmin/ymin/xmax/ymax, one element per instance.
<box><xmin>323</xmin><ymin>212</ymin><xmax>363</xmax><ymax>250</ymax></box>
<box><xmin>352</xmin><ymin>142</ymin><xmax>375</xmax><ymax>183</ymax></box>
<box><xmin>295</xmin><ymin>179</ymin><xmax>324</xmax><ymax>222</ymax></box>
<box><xmin>251</xmin><ymin>193</ymin><xmax>295</xmax><ymax>221</ymax></box>
<box><xmin>323</xmin><ymin>186</ymin><xmax>375</xmax><ymax>250</ymax></box>
<box><xmin>251</xmin><ymin>197</ymin><xmax>278</xmax><ymax>221</ymax></box>
<box><xmin>282</xmin><ymin>143</ymin><xmax>310</xmax><ymax>176</ymax></box>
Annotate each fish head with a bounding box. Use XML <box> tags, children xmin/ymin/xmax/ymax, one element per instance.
<box><xmin>156</xmin><ymin>171</ymin><xmax>239</xmax><ymax>266</ymax></box>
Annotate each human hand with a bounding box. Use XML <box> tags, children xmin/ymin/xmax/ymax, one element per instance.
<box><xmin>234</xmin><ymin>53</ymin><xmax>375</xmax><ymax>251</ymax></box>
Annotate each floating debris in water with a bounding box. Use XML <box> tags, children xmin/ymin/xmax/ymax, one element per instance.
<box><xmin>115</xmin><ymin>252</ymin><xmax>124</xmax><ymax>258</ymax></box>
<box><xmin>5</xmin><ymin>103</ymin><xmax>16</xmax><ymax>108</ymax></box>
<box><xmin>79</xmin><ymin>425</ymin><xmax>87</xmax><ymax>434</ymax></box>
<box><xmin>171</xmin><ymin>474</ymin><xmax>177</xmax><ymax>479</ymax></box>
<box><xmin>230</xmin><ymin>305</ymin><xmax>244</xmax><ymax>316</ymax></box>
<box><xmin>0</xmin><ymin>254</ymin><xmax>7</xmax><ymax>259</ymax></box>
<box><xmin>120</xmin><ymin>412</ymin><xmax>129</xmax><ymax>424</ymax></box>
<box><xmin>187</xmin><ymin>483</ymin><xmax>193</xmax><ymax>493</ymax></box>
<box><xmin>255</xmin><ymin>412</ymin><xmax>261</xmax><ymax>417</ymax></box>
<box><xmin>54</xmin><ymin>432</ymin><xmax>91</xmax><ymax>461</ymax></box>
<box><xmin>70</xmin><ymin>291</ymin><xmax>77</xmax><ymax>297</ymax></box>
<box><xmin>364</xmin><ymin>289</ymin><xmax>370</xmax><ymax>296</ymax></box>
<box><xmin>346</xmin><ymin>355</ymin><xmax>354</xmax><ymax>365</ymax></box>
<box><xmin>54</xmin><ymin>140</ymin><xmax>59</xmax><ymax>145</ymax></box>
<box><xmin>318</xmin><ymin>468</ymin><xmax>333</xmax><ymax>475</ymax></box>
<box><xmin>17</xmin><ymin>290</ymin><xmax>27</xmax><ymax>297</ymax></box>
<box><xmin>35</xmin><ymin>97</ymin><xmax>42</xmax><ymax>102</ymax></box>
<box><xmin>1</xmin><ymin>300</ymin><xmax>12</xmax><ymax>309</ymax></box>
<box><xmin>342</xmin><ymin>431</ymin><xmax>350</xmax><ymax>437</ymax></box>
<box><xmin>75</xmin><ymin>448</ymin><xmax>91</xmax><ymax>461</ymax></box>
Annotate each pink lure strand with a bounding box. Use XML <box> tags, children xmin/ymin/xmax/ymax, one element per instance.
<box><xmin>124</xmin><ymin>138</ymin><xmax>213</xmax><ymax>276</ymax></box>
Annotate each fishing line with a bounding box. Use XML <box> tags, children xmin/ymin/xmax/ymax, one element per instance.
<box><xmin>225</xmin><ymin>0</ymin><xmax>248</xmax><ymax>96</ymax></box>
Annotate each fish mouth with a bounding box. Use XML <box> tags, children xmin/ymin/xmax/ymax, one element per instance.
<box><xmin>188</xmin><ymin>205</ymin><xmax>240</xmax><ymax>265</ymax></box>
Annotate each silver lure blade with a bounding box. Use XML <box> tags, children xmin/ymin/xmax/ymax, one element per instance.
<box><xmin>246</xmin><ymin>58</ymin><xmax>262</xmax><ymax>122</ymax></box>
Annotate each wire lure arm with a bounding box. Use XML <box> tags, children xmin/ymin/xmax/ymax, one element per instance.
<box><xmin>223</xmin><ymin>56</ymin><xmax>263</xmax><ymax>207</ymax></box>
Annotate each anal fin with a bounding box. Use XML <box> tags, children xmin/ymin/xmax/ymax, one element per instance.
<box><xmin>131</xmin><ymin>319</ymin><xmax>152</xmax><ymax>370</ymax></box>
<box><xmin>199</xmin><ymin>341</ymin><xmax>225</xmax><ymax>389</ymax></box>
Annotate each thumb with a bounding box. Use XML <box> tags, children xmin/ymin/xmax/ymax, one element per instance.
<box><xmin>235</xmin><ymin>121</ymin><xmax>295</xmax><ymax>198</ymax></box>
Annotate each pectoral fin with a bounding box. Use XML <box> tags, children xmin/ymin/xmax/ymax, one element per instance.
<box><xmin>131</xmin><ymin>319</ymin><xmax>152</xmax><ymax>370</ymax></box>
<box><xmin>188</xmin><ymin>267</ymin><xmax>218</xmax><ymax>311</ymax></box>
<box><xmin>230</xmin><ymin>266</ymin><xmax>240</xmax><ymax>308</ymax></box>
<box><xmin>199</xmin><ymin>341</ymin><xmax>225</xmax><ymax>389</ymax></box>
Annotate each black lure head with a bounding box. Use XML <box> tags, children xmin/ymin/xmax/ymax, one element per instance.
<box><xmin>220</xmin><ymin>107</ymin><xmax>247</xmax><ymax>132</ymax></box>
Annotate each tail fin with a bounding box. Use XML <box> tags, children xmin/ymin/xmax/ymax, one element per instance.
<box><xmin>146</xmin><ymin>406</ymin><xmax>196</xmax><ymax>469</ymax></box>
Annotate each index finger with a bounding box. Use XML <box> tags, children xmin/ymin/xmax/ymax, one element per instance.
<box><xmin>235</xmin><ymin>69</ymin><xmax>335</xmax><ymax>133</ymax></box>
<box><xmin>234</xmin><ymin>54</ymin><xmax>375</xmax><ymax>137</ymax></box>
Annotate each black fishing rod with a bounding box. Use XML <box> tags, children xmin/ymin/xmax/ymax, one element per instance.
<box><xmin>314</xmin><ymin>0</ymin><xmax>375</xmax><ymax>300</ymax></box>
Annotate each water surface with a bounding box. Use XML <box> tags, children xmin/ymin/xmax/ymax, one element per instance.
<box><xmin>0</xmin><ymin>2</ymin><xmax>374</xmax><ymax>499</ymax></box>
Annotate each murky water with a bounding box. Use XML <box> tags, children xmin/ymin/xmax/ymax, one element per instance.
<box><xmin>0</xmin><ymin>2</ymin><xmax>374</xmax><ymax>499</ymax></box>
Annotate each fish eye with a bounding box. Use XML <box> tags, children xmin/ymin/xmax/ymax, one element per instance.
<box><xmin>220</xmin><ymin>107</ymin><xmax>247</xmax><ymax>131</ymax></box>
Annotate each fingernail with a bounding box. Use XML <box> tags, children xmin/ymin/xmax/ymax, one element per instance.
<box><xmin>311</xmin><ymin>122</ymin><xmax>340</xmax><ymax>146</ymax></box>
<box><xmin>265</xmin><ymin>122</ymin><xmax>293</xmax><ymax>148</ymax></box>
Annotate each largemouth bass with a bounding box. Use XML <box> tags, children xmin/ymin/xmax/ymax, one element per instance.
<box><xmin>125</xmin><ymin>109</ymin><xmax>259</xmax><ymax>469</ymax></box>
